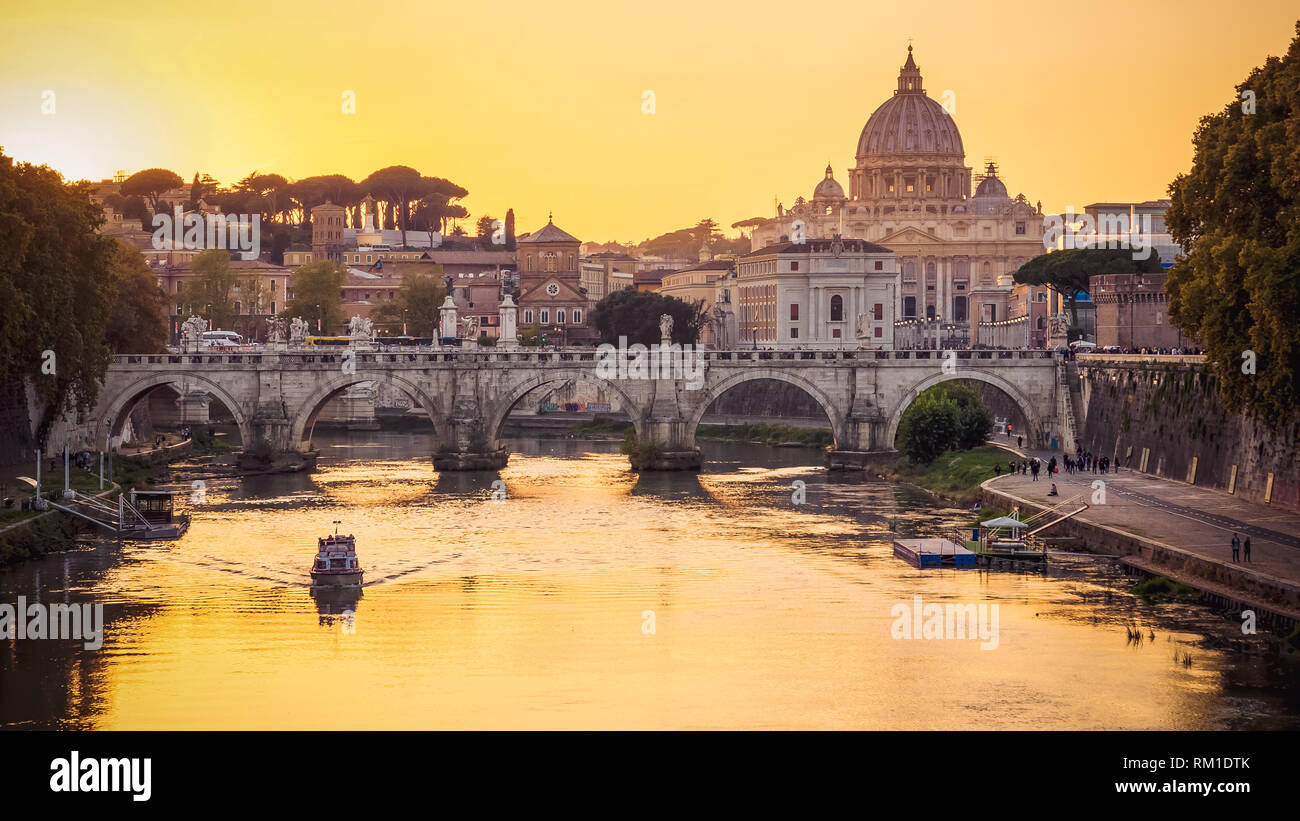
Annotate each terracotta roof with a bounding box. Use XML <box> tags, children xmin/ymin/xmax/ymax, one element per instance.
<box><xmin>518</xmin><ymin>221</ymin><xmax>580</xmax><ymax>244</ymax></box>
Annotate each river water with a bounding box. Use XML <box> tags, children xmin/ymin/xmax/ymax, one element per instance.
<box><xmin>1</xmin><ymin>431</ymin><xmax>1296</xmax><ymax>729</ymax></box>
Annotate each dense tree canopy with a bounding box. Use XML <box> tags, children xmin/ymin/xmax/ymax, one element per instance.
<box><xmin>120</xmin><ymin>168</ymin><xmax>183</xmax><ymax>212</ymax></box>
<box><xmin>283</xmin><ymin>260</ymin><xmax>346</xmax><ymax>334</ymax></box>
<box><xmin>190</xmin><ymin>249</ymin><xmax>238</xmax><ymax>331</ymax></box>
<box><xmin>0</xmin><ymin>150</ymin><xmax>124</xmax><ymax>447</ymax></box>
<box><xmin>1166</xmin><ymin>23</ymin><xmax>1300</xmax><ymax>429</ymax></box>
<box><xmin>590</xmin><ymin>289</ymin><xmax>706</xmax><ymax>346</ymax></box>
<box><xmin>896</xmin><ymin>382</ymin><xmax>993</xmax><ymax>463</ymax></box>
<box><xmin>370</xmin><ymin>270</ymin><xmax>446</xmax><ymax>337</ymax></box>
<box><xmin>104</xmin><ymin>242</ymin><xmax>169</xmax><ymax>354</ymax></box>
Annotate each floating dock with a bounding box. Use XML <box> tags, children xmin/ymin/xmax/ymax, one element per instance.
<box><xmin>893</xmin><ymin>538</ymin><xmax>976</xmax><ymax>569</ymax></box>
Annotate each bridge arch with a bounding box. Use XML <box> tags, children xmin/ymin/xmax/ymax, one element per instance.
<box><xmin>486</xmin><ymin>369</ymin><xmax>647</xmax><ymax>442</ymax></box>
<box><xmin>685</xmin><ymin>369</ymin><xmax>847</xmax><ymax>450</ymax></box>
<box><xmin>101</xmin><ymin>372</ymin><xmax>253</xmax><ymax>446</ymax></box>
<box><xmin>884</xmin><ymin>369</ymin><xmax>1045</xmax><ymax>448</ymax></box>
<box><xmin>290</xmin><ymin>372</ymin><xmax>444</xmax><ymax>446</ymax></box>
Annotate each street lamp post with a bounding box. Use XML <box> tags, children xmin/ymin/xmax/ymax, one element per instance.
<box><xmin>752</xmin><ymin>326</ymin><xmax>758</xmax><ymax>350</ymax></box>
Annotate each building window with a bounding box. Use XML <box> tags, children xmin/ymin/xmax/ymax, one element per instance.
<box><xmin>790</xmin><ymin>304</ymin><xmax>799</xmax><ymax>321</ymax></box>
<box><xmin>557</xmin><ymin>309</ymin><xmax>566</xmax><ymax>324</ymax></box>
<box><xmin>234</xmin><ymin>301</ymin><xmax>242</xmax><ymax>315</ymax></box>
<box><xmin>1016</xmin><ymin>221</ymin><xmax>1026</xmax><ymax>235</ymax></box>
<box><xmin>524</xmin><ymin>309</ymin><xmax>534</xmax><ymax>324</ymax></box>
<box><xmin>270</xmin><ymin>301</ymin><xmax>276</xmax><ymax>314</ymax></box>
<box><xmin>544</xmin><ymin>253</ymin><xmax>557</xmax><ymax>272</ymax></box>
<box><xmin>874</xmin><ymin>260</ymin><xmax>883</xmax><ymax>270</ymax></box>
<box><xmin>526</xmin><ymin>255</ymin><xmax>534</xmax><ymax>271</ymax></box>
<box><xmin>830</xmin><ymin>294</ymin><xmax>843</xmax><ymax>322</ymax></box>
<box><xmin>873</xmin><ymin>303</ymin><xmax>883</xmax><ymax>320</ymax></box>
<box><xmin>791</xmin><ymin>261</ymin><xmax>799</xmax><ymax>271</ymax></box>
<box><xmin>790</xmin><ymin>327</ymin><xmax>799</xmax><ymax>339</ymax></box>
<box><xmin>874</xmin><ymin>326</ymin><xmax>882</xmax><ymax>338</ymax></box>
<box><xmin>568</xmin><ymin>254</ymin><xmax>575</xmax><ymax>271</ymax></box>
<box><xmin>572</xmin><ymin>308</ymin><xmax>581</xmax><ymax>324</ymax></box>
<box><xmin>904</xmin><ymin>296</ymin><xmax>916</xmax><ymax>317</ymax></box>
<box><xmin>176</xmin><ymin>303</ymin><xmax>183</xmax><ymax>315</ymax></box>
<box><xmin>832</xmin><ymin>328</ymin><xmax>841</xmax><ymax>338</ymax></box>
<box><xmin>540</xmin><ymin>309</ymin><xmax>550</xmax><ymax>324</ymax></box>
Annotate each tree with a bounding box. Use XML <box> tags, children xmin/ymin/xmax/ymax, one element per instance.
<box><xmin>0</xmin><ymin>150</ymin><xmax>119</xmax><ymax>450</ymax></box>
<box><xmin>1166</xmin><ymin>22</ymin><xmax>1300</xmax><ymax>429</ymax></box>
<box><xmin>590</xmin><ymin>289</ymin><xmax>706</xmax><ymax>346</ymax></box>
<box><xmin>930</xmin><ymin>381</ymin><xmax>993</xmax><ymax>450</ymax></box>
<box><xmin>104</xmin><ymin>241</ymin><xmax>169</xmax><ymax>354</ymax></box>
<box><xmin>475</xmin><ymin>215</ymin><xmax>496</xmax><ymax>241</ymax></box>
<box><xmin>369</xmin><ymin>270</ymin><xmax>446</xmax><ymax>336</ymax></box>
<box><xmin>505</xmin><ymin>208</ymin><xmax>516</xmax><ymax>251</ymax></box>
<box><xmin>284</xmin><ymin>260</ymin><xmax>346</xmax><ymax>334</ymax></box>
<box><xmin>120</xmin><ymin>168</ymin><xmax>184</xmax><ymax>213</ymax></box>
<box><xmin>236</xmin><ymin>172</ymin><xmax>291</xmax><ymax>223</ymax></box>
<box><xmin>191</xmin><ymin>249</ymin><xmax>238</xmax><ymax>330</ymax></box>
<box><xmin>895</xmin><ymin>381</ymin><xmax>993</xmax><ymax>462</ymax></box>
<box><xmin>361</xmin><ymin>166</ymin><xmax>440</xmax><ymax>247</ymax></box>
<box><xmin>896</xmin><ymin>397</ymin><xmax>962</xmax><ymax>464</ymax></box>
<box><xmin>289</xmin><ymin>174</ymin><xmax>358</xmax><ymax>225</ymax></box>
<box><xmin>1013</xmin><ymin>247</ymin><xmax>1163</xmax><ymax>328</ymax></box>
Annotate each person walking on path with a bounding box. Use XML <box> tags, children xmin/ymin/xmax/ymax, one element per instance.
<box><xmin>1031</xmin><ymin>460</ymin><xmax>1040</xmax><ymax>481</ymax></box>
<box><xmin>1232</xmin><ymin>533</ymin><xmax>1241</xmax><ymax>562</ymax></box>
<box><xmin>1017</xmin><ymin>435</ymin><xmax>1023</xmax><ymax>448</ymax></box>
<box><xmin>1244</xmin><ymin>536</ymin><xmax>1252</xmax><ymax>562</ymax></box>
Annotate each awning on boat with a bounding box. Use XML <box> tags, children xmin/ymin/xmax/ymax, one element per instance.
<box><xmin>980</xmin><ymin>516</ymin><xmax>1025</xmax><ymax>528</ymax></box>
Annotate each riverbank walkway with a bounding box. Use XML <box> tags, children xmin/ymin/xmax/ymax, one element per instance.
<box><xmin>986</xmin><ymin>437</ymin><xmax>1300</xmax><ymax>618</ymax></box>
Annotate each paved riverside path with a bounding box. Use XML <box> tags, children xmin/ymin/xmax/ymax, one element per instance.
<box><xmin>984</xmin><ymin>439</ymin><xmax>1300</xmax><ymax>612</ymax></box>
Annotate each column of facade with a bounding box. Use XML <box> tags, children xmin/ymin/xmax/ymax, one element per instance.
<box><xmin>809</xmin><ymin>286</ymin><xmax>818</xmax><ymax>342</ymax></box>
<box><xmin>934</xmin><ymin>259</ymin><xmax>944</xmax><ymax>324</ymax></box>
<box><xmin>916</xmin><ymin>254</ymin><xmax>926</xmax><ymax>319</ymax></box>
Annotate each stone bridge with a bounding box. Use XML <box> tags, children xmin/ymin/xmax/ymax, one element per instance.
<box><xmin>62</xmin><ymin>348</ymin><xmax>1066</xmax><ymax>470</ymax></box>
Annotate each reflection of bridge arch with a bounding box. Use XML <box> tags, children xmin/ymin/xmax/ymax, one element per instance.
<box><xmin>686</xmin><ymin>370</ymin><xmax>846</xmax><ymax>449</ymax></box>
<box><xmin>486</xmin><ymin>370</ymin><xmax>646</xmax><ymax>441</ymax></box>
<box><xmin>884</xmin><ymin>370</ymin><xmax>1044</xmax><ymax>447</ymax></box>
<box><xmin>102</xmin><ymin>372</ymin><xmax>253</xmax><ymax>445</ymax></box>
<box><xmin>290</xmin><ymin>372</ymin><xmax>444</xmax><ymax>445</ymax></box>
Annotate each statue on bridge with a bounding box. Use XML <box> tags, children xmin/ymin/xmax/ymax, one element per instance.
<box><xmin>289</xmin><ymin>316</ymin><xmax>308</xmax><ymax>347</ymax></box>
<box><xmin>265</xmin><ymin>316</ymin><xmax>286</xmax><ymax>345</ymax></box>
<box><xmin>348</xmin><ymin>314</ymin><xmax>373</xmax><ymax>341</ymax></box>
<box><xmin>659</xmin><ymin>313</ymin><xmax>673</xmax><ymax>345</ymax></box>
<box><xmin>460</xmin><ymin>315</ymin><xmax>479</xmax><ymax>340</ymax></box>
<box><xmin>180</xmin><ymin>315</ymin><xmax>206</xmax><ymax>352</ymax></box>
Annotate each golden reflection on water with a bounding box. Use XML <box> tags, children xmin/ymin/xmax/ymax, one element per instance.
<box><xmin>4</xmin><ymin>437</ymin><xmax>1279</xmax><ymax>729</ymax></box>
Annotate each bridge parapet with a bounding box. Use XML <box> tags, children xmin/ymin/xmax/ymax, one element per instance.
<box><xmin>85</xmin><ymin>350</ymin><xmax>1065</xmax><ymax>473</ymax></box>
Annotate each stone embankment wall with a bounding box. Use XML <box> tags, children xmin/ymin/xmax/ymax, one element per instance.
<box><xmin>981</xmin><ymin>483</ymin><xmax>1300</xmax><ymax>629</ymax></box>
<box><xmin>1078</xmin><ymin>358</ymin><xmax>1299</xmax><ymax>513</ymax></box>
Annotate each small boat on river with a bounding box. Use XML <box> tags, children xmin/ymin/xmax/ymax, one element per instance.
<box><xmin>311</xmin><ymin>522</ymin><xmax>364</xmax><ymax>588</ymax></box>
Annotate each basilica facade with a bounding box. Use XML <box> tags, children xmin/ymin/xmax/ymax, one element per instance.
<box><xmin>749</xmin><ymin>46</ymin><xmax>1046</xmax><ymax>342</ymax></box>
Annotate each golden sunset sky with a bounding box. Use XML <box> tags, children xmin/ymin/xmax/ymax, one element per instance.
<box><xmin>1</xmin><ymin>1</ymin><xmax>1294</xmax><ymax>242</ymax></box>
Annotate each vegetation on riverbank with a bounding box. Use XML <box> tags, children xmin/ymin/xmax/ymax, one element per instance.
<box><xmin>1132</xmin><ymin>575</ymin><xmax>1203</xmax><ymax>603</ymax></box>
<box><xmin>883</xmin><ymin>445</ymin><xmax>1010</xmax><ymax>505</ymax></box>
<box><xmin>620</xmin><ymin>428</ymin><xmax>664</xmax><ymax>469</ymax></box>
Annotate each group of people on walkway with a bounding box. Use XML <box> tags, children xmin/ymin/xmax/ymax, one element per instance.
<box><xmin>1066</xmin><ymin>444</ymin><xmax>1119</xmax><ymax>475</ymax></box>
<box><xmin>996</xmin><ymin>457</ymin><xmax>1044</xmax><ymax>481</ymax></box>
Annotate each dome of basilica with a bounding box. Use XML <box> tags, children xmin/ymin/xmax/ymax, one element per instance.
<box><xmin>855</xmin><ymin>47</ymin><xmax>964</xmax><ymax>160</ymax></box>
<box><xmin>813</xmin><ymin>164</ymin><xmax>846</xmax><ymax>200</ymax></box>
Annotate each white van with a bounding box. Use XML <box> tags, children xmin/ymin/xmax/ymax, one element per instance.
<box><xmin>202</xmin><ymin>330</ymin><xmax>243</xmax><ymax>348</ymax></box>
